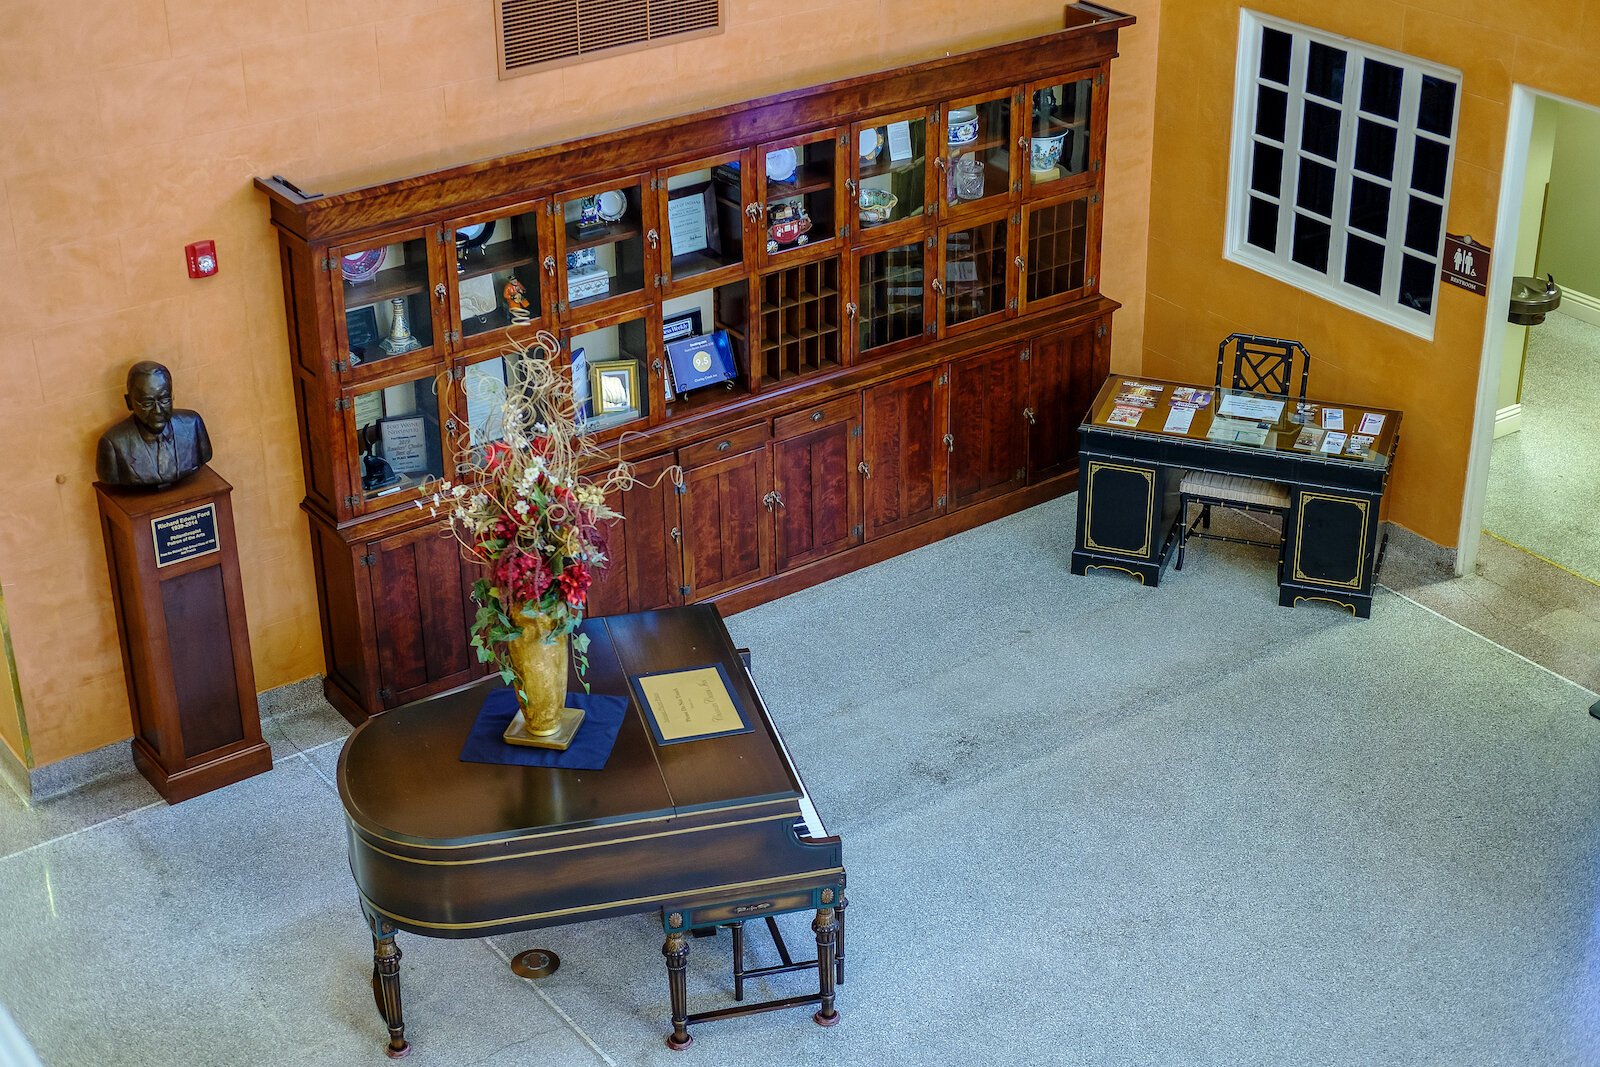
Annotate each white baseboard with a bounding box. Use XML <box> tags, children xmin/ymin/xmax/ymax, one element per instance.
<box><xmin>1558</xmin><ymin>286</ymin><xmax>1600</xmax><ymax>328</ymax></box>
<box><xmin>1494</xmin><ymin>403</ymin><xmax>1523</xmax><ymax>438</ymax></box>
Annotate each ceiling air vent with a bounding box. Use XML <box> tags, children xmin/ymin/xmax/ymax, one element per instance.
<box><xmin>498</xmin><ymin>0</ymin><xmax>723</xmax><ymax>77</ymax></box>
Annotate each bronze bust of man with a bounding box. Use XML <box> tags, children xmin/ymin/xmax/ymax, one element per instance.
<box><xmin>95</xmin><ymin>361</ymin><xmax>213</xmax><ymax>489</ymax></box>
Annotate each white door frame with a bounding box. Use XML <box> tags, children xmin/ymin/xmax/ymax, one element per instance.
<box><xmin>1459</xmin><ymin>87</ymin><xmax>1600</xmax><ymax>574</ymax></box>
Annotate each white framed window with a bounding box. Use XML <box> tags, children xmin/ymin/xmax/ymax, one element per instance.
<box><xmin>1226</xmin><ymin>12</ymin><xmax>1461</xmax><ymax>338</ymax></box>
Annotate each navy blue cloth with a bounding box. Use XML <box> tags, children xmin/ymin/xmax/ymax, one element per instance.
<box><xmin>459</xmin><ymin>688</ymin><xmax>630</xmax><ymax>770</ymax></box>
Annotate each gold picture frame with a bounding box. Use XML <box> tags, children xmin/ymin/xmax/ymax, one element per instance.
<box><xmin>588</xmin><ymin>359</ymin><xmax>640</xmax><ymax>416</ymax></box>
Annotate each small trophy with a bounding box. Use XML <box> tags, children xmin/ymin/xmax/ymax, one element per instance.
<box><xmin>380</xmin><ymin>297</ymin><xmax>422</xmax><ymax>355</ymax></box>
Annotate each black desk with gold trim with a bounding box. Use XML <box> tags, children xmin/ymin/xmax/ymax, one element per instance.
<box><xmin>1070</xmin><ymin>374</ymin><xmax>1401</xmax><ymax>617</ymax></box>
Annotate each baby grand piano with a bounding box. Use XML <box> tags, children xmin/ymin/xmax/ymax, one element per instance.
<box><xmin>336</xmin><ymin>605</ymin><xmax>846</xmax><ymax>1055</ymax></box>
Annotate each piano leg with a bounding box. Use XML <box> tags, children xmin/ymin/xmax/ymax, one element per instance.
<box><xmin>835</xmin><ymin>895</ymin><xmax>847</xmax><ymax>985</ymax></box>
<box><xmin>663</xmin><ymin>931</ymin><xmax>693</xmax><ymax>1050</ymax></box>
<box><xmin>811</xmin><ymin>907</ymin><xmax>841</xmax><ymax>1027</ymax></box>
<box><xmin>366</xmin><ymin>918</ymin><xmax>410</xmax><ymax>1058</ymax></box>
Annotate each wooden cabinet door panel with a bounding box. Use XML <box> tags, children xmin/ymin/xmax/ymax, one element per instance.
<box><xmin>949</xmin><ymin>343</ymin><xmax>1027</xmax><ymax>509</ymax></box>
<box><xmin>368</xmin><ymin>523</ymin><xmax>478</xmax><ymax>707</ymax></box>
<box><xmin>772</xmin><ymin>405</ymin><xmax>860</xmax><ymax>572</ymax></box>
<box><xmin>862</xmin><ymin>368</ymin><xmax>945</xmax><ymax>540</ymax></box>
<box><xmin>1027</xmin><ymin>320</ymin><xmax>1101</xmax><ymax>483</ymax></box>
<box><xmin>584</xmin><ymin>484</ymin><xmax>631</xmax><ymax>619</ymax></box>
<box><xmin>681</xmin><ymin>445</ymin><xmax>771</xmax><ymax>600</ymax></box>
<box><xmin>619</xmin><ymin>453</ymin><xmax>683</xmax><ymax>612</ymax></box>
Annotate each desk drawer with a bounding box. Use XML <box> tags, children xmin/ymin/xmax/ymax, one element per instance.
<box><xmin>680</xmin><ymin>422</ymin><xmax>771</xmax><ymax>467</ymax></box>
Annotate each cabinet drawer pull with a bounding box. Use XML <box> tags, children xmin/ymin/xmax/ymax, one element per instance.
<box><xmin>811</xmin><ymin>410</ymin><xmax>824</xmax><ymax>422</ymax></box>
<box><xmin>717</xmin><ymin>440</ymin><xmax>731</xmax><ymax>452</ymax></box>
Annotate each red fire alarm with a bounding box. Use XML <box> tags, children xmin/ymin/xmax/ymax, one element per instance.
<box><xmin>185</xmin><ymin>240</ymin><xmax>219</xmax><ymax>278</ymax></box>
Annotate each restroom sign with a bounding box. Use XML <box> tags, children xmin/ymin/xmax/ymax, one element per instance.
<box><xmin>1441</xmin><ymin>234</ymin><xmax>1490</xmax><ymax>296</ymax></box>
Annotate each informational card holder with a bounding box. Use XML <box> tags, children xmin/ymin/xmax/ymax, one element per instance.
<box><xmin>665</xmin><ymin>331</ymin><xmax>737</xmax><ymax>394</ymax></box>
<box><xmin>630</xmin><ymin>664</ymin><xmax>752</xmax><ymax>745</ymax></box>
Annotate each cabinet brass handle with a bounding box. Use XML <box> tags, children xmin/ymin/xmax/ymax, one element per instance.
<box><xmin>1023</xmin><ymin>407</ymin><xmax>1036</xmax><ymax>426</ymax></box>
<box><xmin>845</xmin><ymin>302</ymin><xmax>857</xmax><ymax>320</ymax></box>
<box><xmin>445</xmin><ymin>417</ymin><xmax>458</xmax><ymax>432</ymax></box>
<box><xmin>1017</xmin><ymin>134</ymin><xmax>1029</xmax><ymax>150</ymax></box>
<box><xmin>944</xmin><ymin>433</ymin><xmax>955</xmax><ymax>452</ymax></box>
<box><xmin>845</xmin><ymin>178</ymin><xmax>857</xmax><ymax>196</ymax></box>
<box><xmin>434</xmin><ymin>282</ymin><xmax>447</xmax><ymax>304</ymax></box>
<box><xmin>671</xmin><ymin>527</ymin><xmax>681</xmax><ymax>543</ymax></box>
<box><xmin>811</xmin><ymin>410</ymin><xmax>824</xmax><ymax>422</ymax></box>
<box><xmin>931</xmin><ymin>278</ymin><xmax>944</xmax><ymax>294</ymax></box>
<box><xmin>647</xmin><ymin>228</ymin><xmax>660</xmax><ymax>249</ymax></box>
<box><xmin>717</xmin><ymin>440</ymin><xmax>731</xmax><ymax>452</ymax></box>
<box><xmin>745</xmin><ymin>202</ymin><xmax>761</xmax><ymax>223</ymax></box>
<box><xmin>543</xmin><ymin>255</ymin><xmax>556</xmax><ymax>276</ymax></box>
<box><xmin>933</xmin><ymin>156</ymin><xmax>947</xmax><ymax>171</ymax></box>
<box><xmin>763</xmin><ymin>490</ymin><xmax>786</xmax><ymax>511</ymax></box>
<box><xmin>1015</xmin><ymin>255</ymin><xmax>1025</xmax><ymax>270</ymax></box>
<box><xmin>858</xmin><ymin>460</ymin><xmax>871</xmax><ymax>479</ymax></box>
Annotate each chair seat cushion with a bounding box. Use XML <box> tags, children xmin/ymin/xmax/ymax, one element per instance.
<box><xmin>1180</xmin><ymin>470</ymin><xmax>1291</xmax><ymax>509</ymax></box>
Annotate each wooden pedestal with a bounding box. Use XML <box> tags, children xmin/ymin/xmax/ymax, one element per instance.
<box><xmin>95</xmin><ymin>466</ymin><xmax>272</xmax><ymax>803</ymax></box>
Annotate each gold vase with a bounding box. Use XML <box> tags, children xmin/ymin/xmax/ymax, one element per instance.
<box><xmin>502</xmin><ymin>612</ymin><xmax>585</xmax><ymax>750</ymax></box>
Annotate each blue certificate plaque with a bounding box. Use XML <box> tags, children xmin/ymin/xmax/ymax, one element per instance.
<box><xmin>665</xmin><ymin>331</ymin><xmax>737</xmax><ymax>394</ymax></box>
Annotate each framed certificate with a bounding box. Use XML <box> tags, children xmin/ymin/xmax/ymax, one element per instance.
<box><xmin>378</xmin><ymin>414</ymin><xmax>428</xmax><ymax>474</ymax></box>
<box><xmin>629</xmin><ymin>664</ymin><xmax>752</xmax><ymax>745</ymax></box>
<box><xmin>666</xmin><ymin>182</ymin><xmax>718</xmax><ymax>258</ymax></box>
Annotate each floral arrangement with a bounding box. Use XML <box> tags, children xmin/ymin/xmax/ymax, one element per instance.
<box><xmin>424</xmin><ymin>331</ymin><xmax>641</xmax><ymax>686</ymax></box>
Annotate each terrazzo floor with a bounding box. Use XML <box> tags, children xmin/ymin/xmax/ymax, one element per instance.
<box><xmin>4</xmin><ymin>497</ymin><xmax>1600</xmax><ymax>1066</ymax></box>
<box><xmin>1485</xmin><ymin>310</ymin><xmax>1600</xmax><ymax>584</ymax></box>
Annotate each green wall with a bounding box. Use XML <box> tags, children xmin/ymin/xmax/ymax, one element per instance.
<box><xmin>1538</xmin><ymin>101</ymin><xmax>1600</xmax><ymax>299</ymax></box>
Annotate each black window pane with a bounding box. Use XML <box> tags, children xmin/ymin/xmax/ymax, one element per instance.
<box><xmin>1261</xmin><ymin>27</ymin><xmax>1292</xmax><ymax>84</ymax></box>
<box><xmin>1405</xmin><ymin>196</ymin><xmax>1443</xmax><ymax>254</ymax></box>
<box><xmin>1297</xmin><ymin>158</ymin><xmax>1335</xmax><ymax>217</ymax></box>
<box><xmin>1355</xmin><ymin>120</ymin><xmax>1396</xmax><ymax>178</ymax></box>
<box><xmin>1361</xmin><ymin>60</ymin><xmax>1403</xmax><ymax>119</ymax></box>
<box><xmin>1247</xmin><ymin>197</ymin><xmax>1279</xmax><ymax>251</ymax></box>
<box><xmin>1257</xmin><ymin>87</ymin><xmax>1288</xmax><ymax>141</ymax></box>
<box><xmin>1305</xmin><ymin>42</ymin><xmax>1347</xmax><ymax>102</ymax></box>
<box><xmin>1418</xmin><ymin>75</ymin><xmax>1457</xmax><ymax>137</ymax></box>
<box><xmin>1344</xmin><ymin>235</ymin><xmax>1385</xmax><ymax>294</ymax></box>
<box><xmin>1412</xmin><ymin>136</ymin><xmax>1449</xmax><ymax>197</ymax></box>
<box><xmin>1302</xmin><ymin>101</ymin><xmax>1341</xmax><ymax>160</ymax></box>
<box><xmin>1251</xmin><ymin>142</ymin><xmax>1284</xmax><ymax>195</ymax></box>
<box><xmin>1399</xmin><ymin>253</ymin><xmax>1435</xmax><ymax>313</ymax></box>
<box><xmin>1349</xmin><ymin>177</ymin><xmax>1391</xmax><ymax>237</ymax></box>
<box><xmin>1292</xmin><ymin>213</ymin><xmax>1331</xmax><ymax>273</ymax></box>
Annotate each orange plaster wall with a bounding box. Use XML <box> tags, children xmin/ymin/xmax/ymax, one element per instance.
<box><xmin>1145</xmin><ymin>0</ymin><xmax>1600</xmax><ymax>547</ymax></box>
<box><xmin>0</xmin><ymin>2</ymin><xmax>1159</xmax><ymax>766</ymax></box>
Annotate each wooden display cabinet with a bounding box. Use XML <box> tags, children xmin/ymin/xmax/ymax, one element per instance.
<box><xmin>257</xmin><ymin>5</ymin><xmax>1132</xmax><ymax>722</ymax></box>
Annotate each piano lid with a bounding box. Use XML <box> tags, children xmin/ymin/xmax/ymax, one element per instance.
<box><xmin>337</xmin><ymin>607</ymin><xmax>805</xmax><ymax>850</ymax></box>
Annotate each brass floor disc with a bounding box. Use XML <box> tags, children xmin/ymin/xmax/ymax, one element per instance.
<box><xmin>510</xmin><ymin>948</ymin><xmax>560</xmax><ymax>979</ymax></box>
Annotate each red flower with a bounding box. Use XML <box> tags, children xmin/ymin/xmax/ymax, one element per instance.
<box><xmin>556</xmin><ymin>562</ymin><xmax>591</xmax><ymax>608</ymax></box>
<box><xmin>492</xmin><ymin>548</ymin><xmax>552</xmax><ymax>605</ymax></box>
<box><xmin>483</xmin><ymin>440</ymin><xmax>513</xmax><ymax>472</ymax></box>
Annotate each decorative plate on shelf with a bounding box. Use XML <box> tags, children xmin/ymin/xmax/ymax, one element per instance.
<box><xmin>340</xmin><ymin>248</ymin><xmax>386</xmax><ymax>283</ymax></box>
<box><xmin>594</xmin><ymin>190</ymin><xmax>627</xmax><ymax>222</ymax></box>
<box><xmin>858</xmin><ymin>130</ymin><xmax>884</xmax><ymax>164</ymax></box>
<box><xmin>765</xmin><ymin>147</ymin><xmax>798</xmax><ymax>184</ymax></box>
<box><xmin>456</xmin><ymin>221</ymin><xmax>495</xmax><ymax>251</ymax></box>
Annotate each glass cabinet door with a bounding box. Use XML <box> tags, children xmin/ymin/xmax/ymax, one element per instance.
<box><xmin>1021</xmin><ymin>191</ymin><xmax>1096</xmax><ymax>312</ymax></box>
<box><xmin>661</xmin><ymin>153</ymin><xmax>748</xmax><ymax>292</ymax></box>
<box><xmin>758</xmin><ymin>129</ymin><xmax>840</xmax><ymax>263</ymax></box>
<box><xmin>941</xmin><ymin>211</ymin><xmax>1013</xmax><ymax>334</ymax></box>
<box><xmin>346</xmin><ymin>370</ymin><xmax>446</xmax><ymax>508</ymax></box>
<box><xmin>333</xmin><ymin>230</ymin><xmax>440</xmax><ymax>380</ymax></box>
<box><xmin>1025</xmin><ymin>74</ymin><xmax>1096</xmax><ymax>190</ymax></box>
<box><xmin>851</xmin><ymin>109</ymin><xmax>932</xmax><ymax>242</ymax></box>
<box><xmin>854</xmin><ymin>237</ymin><xmax>929</xmax><ymax>359</ymax></box>
<box><xmin>569</xmin><ymin>312</ymin><xmax>653</xmax><ymax>436</ymax></box>
<box><xmin>556</xmin><ymin>177</ymin><xmax>656</xmax><ymax>317</ymax></box>
<box><xmin>450</xmin><ymin>204</ymin><xmax>548</xmax><ymax>348</ymax></box>
<box><xmin>940</xmin><ymin>90</ymin><xmax>1015</xmax><ymax>216</ymax></box>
